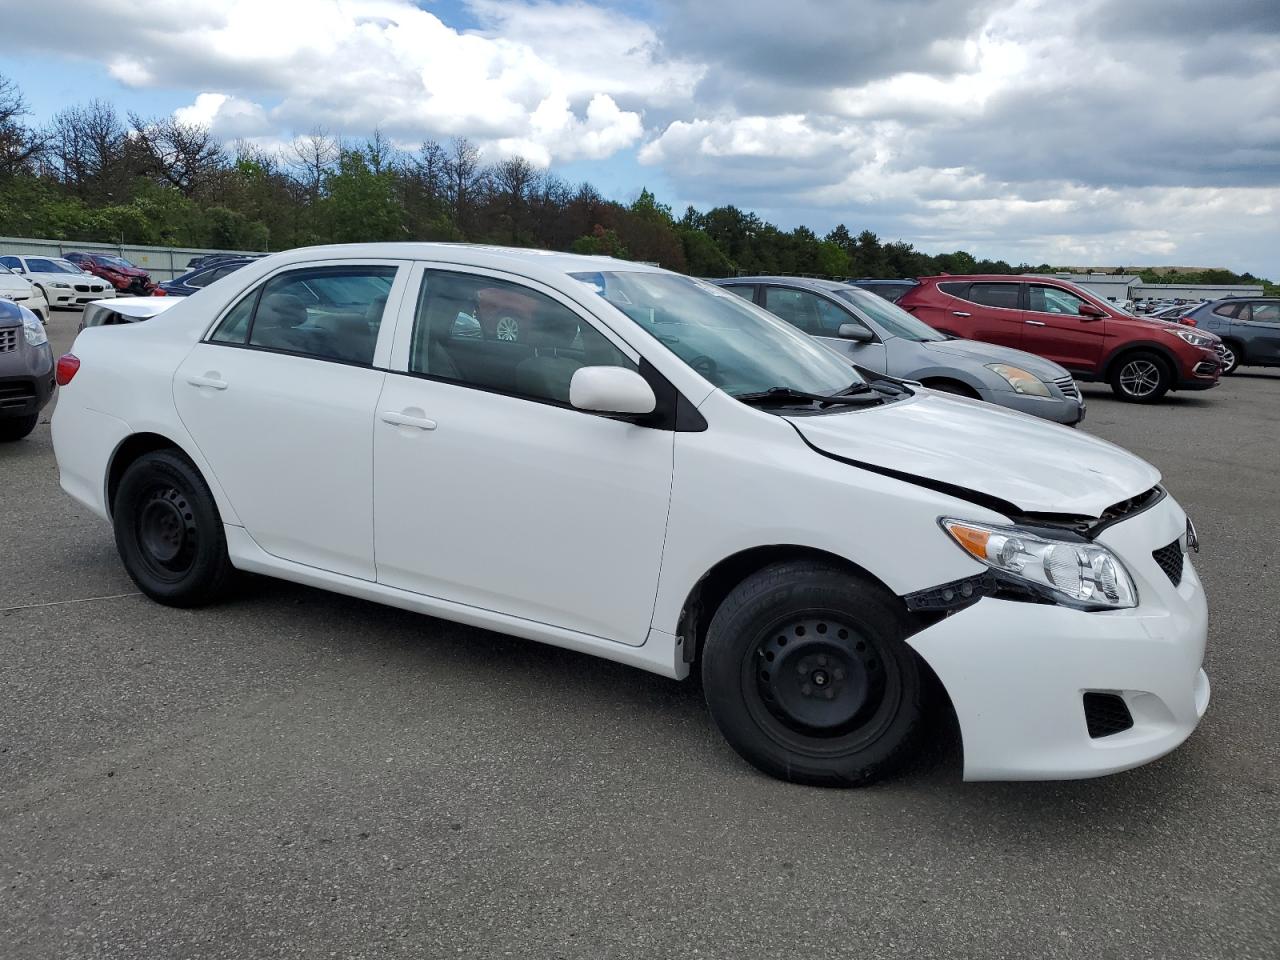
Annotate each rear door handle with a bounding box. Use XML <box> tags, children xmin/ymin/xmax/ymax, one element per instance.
<box><xmin>187</xmin><ymin>374</ymin><xmax>228</xmax><ymax>390</ymax></box>
<box><xmin>381</xmin><ymin>410</ymin><xmax>437</xmax><ymax>431</ymax></box>
<box><xmin>951</xmin><ymin>311</ymin><xmax>971</xmax><ymax>317</ymax></box>
<box><xmin>1025</xmin><ymin>320</ymin><xmax>1047</xmax><ymax>327</ymax></box>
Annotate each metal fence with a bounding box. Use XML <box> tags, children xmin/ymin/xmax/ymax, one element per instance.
<box><xmin>0</xmin><ymin>236</ymin><xmax>266</xmax><ymax>283</ymax></box>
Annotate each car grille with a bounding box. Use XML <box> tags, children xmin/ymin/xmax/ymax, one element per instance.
<box><xmin>1053</xmin><ymin>375</ymin><xmax>1080</xmax><ymax>399</ymax></box>
<box><xmin>1083</xmin><ymin>693</ymin><xmax>1134</xmax><ymax>738</ymax></box>
<box><xmin>74</xmin><ymin>283</ymin><xmax>91</xmax><ymax>292</ymax></box>
<box><xmin>1152</xmin><ymin>538</ymin><xmax>1185</xmax><ymax>587</ymax></box>
<box><xmin>0</xmin><ymin>328</ymin><xmax>16</xmax><ymax>353</ymax></box>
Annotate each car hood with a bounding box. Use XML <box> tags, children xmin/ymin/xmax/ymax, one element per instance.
<box><xmin>916</xmin><ymin>338</ymin><xmax>1069</xmax><ymax>378</ymax></box>
<box><xmin>0</xmin><ymin>277</ymin><xmax>32</xmax><ymax>293</ymax></box>
<box><xmin>785</xmin><ymin>392</ymin><xmax>1160</xmax><ymax>517</ymax></box>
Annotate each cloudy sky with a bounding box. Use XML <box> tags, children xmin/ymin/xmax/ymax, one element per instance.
<box><xmin>6</xmin><ymin>0</ymin><xmax>1279</xmax><ymax>274</ymax></box>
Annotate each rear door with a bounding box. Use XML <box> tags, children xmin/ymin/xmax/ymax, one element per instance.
<box><xmin>173</xmin><ymin>259</ymin><xmax>409</xmax><ymax>581</ymax></box>
<box><xmin>1022</xmin><ymin>283</ymin><xmax>1106</xmax><ymax>371</ymax></box>
<box><xmin>1238</xmin><ymin>301</ymin><xmax>1280</xmax><ymax>364</ymax></box>
<box><xmin>944</xmin><ymin>281</ymin><xmax>1024</xmax><ymax>348</ymax></box>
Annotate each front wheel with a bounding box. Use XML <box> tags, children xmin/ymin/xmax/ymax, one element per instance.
<box><xmin>1109</xmin><ymin>352</ymin><xmax>1171</xmax><ymax>403</ymax></box>
<box><xmin>113</xmin><ymin>450</ymin><xmax>235</xmax><ymax>607</ymax></box>
<box><xmin>1219</xmin><ymin>342</ymin><xmax>1241</xmax><ymax>375</ymax></box>
<box><xmin>701</xmin><ymin>561</ymin><xmax>926</xmax><ymax>787</ymax></box>
<box><xmin>0</xmin><ymin>414</ymin><xmax>38</xmax><ymax>442</ymax></box>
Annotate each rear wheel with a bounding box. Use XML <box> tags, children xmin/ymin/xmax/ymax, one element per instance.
<box><xmin>701</xmin><ymin>561</ymin><xmax>926</xmax><ymax>787</ymax></box>
<box><xmin>0</xmin><ymin>414</ymin><xmax>39</xmax><ymax>442</ymax></box>
<box><xmin>1109</xmin><ymin>351</ymin><xmax>1171</xmax><ymax>403</ymax></box>
<box><xmin>113</xmin><ymin>450</ymin><xmax>235</xmax><ymax>606</ymax></box>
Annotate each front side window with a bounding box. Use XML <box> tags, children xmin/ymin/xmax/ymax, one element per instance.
<box><xmin>409</xmin><ymin>270</ymin><xmax>635</xmax><ymax>405</ymax></box>
<box><xmin>571</xmin><ymin>271</ymin><xmax>861</xmax><ymax>398</ymax></box>
<box><xmin>1028</xmin><ymin>284</ymin><xmax>1090</xmax><ymax>315</ymax></box>
<box><xmin>834</xmin><ymin>286</ymin><xmax>945</xmax><ymax>341</ymax></box>
<box><xmin>967</xmin><ymin>282</ymin><xmax>1021</xmax><ymax>310</ymax></box>
<box><xmin>1247</xmin><ymin>303</ymin><xmax>1280</xmax><ymax>323</ymax></box>
<box><xmin>209</xmin><ymin>265</ymin><xmax>395</xmax><ymax>365</ymax></box>
<box><xmin>762</xmin><ymin>287</ymin><xmax>850</xmax><ymax>335</ymax></box>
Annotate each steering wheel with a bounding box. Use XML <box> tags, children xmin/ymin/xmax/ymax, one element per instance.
<box><xmin>689</xmin><ymin>354</ymin><xmax>722</xmax><ymax>384</ymax></box>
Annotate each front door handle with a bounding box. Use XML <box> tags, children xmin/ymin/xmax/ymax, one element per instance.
<box><xmin>187</xmin><ymin>374</ymin><xmax>228</xmax><ymax>390</ymax></box>
<box><xmin>951</xmin><ymin>311</ymin><xmax>971</xmax><ymax>317</ymax></box>
<box><xmin>381</xmin><ymin>410</ymin><xmax>437</xmax><ymax>431</ymax></box>
<box><xmin>1025</xmin><ymin>320</ymin><xmax>1047</xmax><ymax>327</ymax></box>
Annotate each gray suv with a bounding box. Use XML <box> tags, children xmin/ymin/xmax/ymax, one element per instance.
<box><xmin>0</xmin><ymin>299</ymin><xmax>55</xmax><ymax>441</ymax></box>
<box><xmin>716</xmin><ymin>277</ymin><xmax>1085</xmax><ymax>425</ymax></box>
<box><xmin>1181</xmin><ymin>298</ymin><xmax>1280</xmax><ymax>374</ymax></box>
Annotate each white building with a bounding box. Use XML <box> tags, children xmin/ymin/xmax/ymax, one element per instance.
<box><xmin>1027</xmin><ymin>273</ymin><xmax>1263</xmax><ymax>304</ymax></box>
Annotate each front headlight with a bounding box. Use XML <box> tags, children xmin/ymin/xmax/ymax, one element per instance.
<box><xmin>21</xmin><ymin>309</ymin><xmax>47</xmax><ymax>346</ymax></box>
<box><xmin>941</xmin><ymin>518</ymin><xmax>1137</xmax><ymax>610</ymax></box>
<box><xmin>985</xmin><ymin>363</ymin><xmax>1051</xmax><ymax>397</ymax></box>
<box><xmin>1168</xmin><ymin>328</ymin><xmax>1215</xmax><ymax>348</ymax></box>
<box><xmin>50</xmin><ymin>281</ymin><xmax>71</xmax><ymax>289</ymax></box>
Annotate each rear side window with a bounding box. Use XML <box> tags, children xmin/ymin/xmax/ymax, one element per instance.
<box><xmin>208</xmin><ymin>265</ymin><xmax>396</xmax><ymax>365</ymax></box>
<box><xmin>966</xmin><ymin>282</ymin><xmax>1021</xmax><ymax>310</ymax></box>
<box><xmin>407</xmin><ymin>270</ymin><xmax>635</xmax><ymax>405</ymax></box>
<box><xmin>0</xmin><ymin>256</ymin><xmax>20</xmax><ymax>270</ymax></box>
<box><xmin>721</xmin><ymin>284</ymin><xmax>757</xmax><ymax>302</ymax></box>
<box><xmin>936</xmin><ymin>281</ymin><xmax>969</xmax><ymax>299</ymax></box>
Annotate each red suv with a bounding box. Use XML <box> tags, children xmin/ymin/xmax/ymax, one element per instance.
<box><xmin>897</xmin><ymin>275</ymin><xmax>1223</xmax><ymax>402</ymax></box>
<box><xmin>64</xmin><ymin>252</ymin><xmax>156</xmax><ymax>296</ymax></box>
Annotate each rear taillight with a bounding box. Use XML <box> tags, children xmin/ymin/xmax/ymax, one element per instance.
<box><xmin>55</xmin><ymin>353</ymin><xmax>80</xmax><ymax>386</ymax></box>
<box><xmin>1182</xmin><ymin>317</ymin><xmax>1196</xmax><ymax>326</ymax></box>
<box><xmin>152</xmin><ymin>288</ymin><xmax>167</xmax><ymax>296</ymax></box>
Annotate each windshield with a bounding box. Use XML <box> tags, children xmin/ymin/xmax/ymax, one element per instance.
<box><xmin>570</xmin><ymin>271</ymin><xmax>861</xmax><ymax>398</ymax></box>
<box><xmin>833</xmin><ymin>286</ymin><xmax>947</xmax><ymax>342</ymax></box>
<box><xmin>29</xmin><ymin>257</ymin><xmax>77</xmax><ymax>274</ymax></box>
<box><xmin>94</xmin><ymin>255</ymin><xmax>135</xmax><ymax>269</ymax></box>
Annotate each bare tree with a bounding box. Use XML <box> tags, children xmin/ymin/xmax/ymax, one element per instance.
<box><xmin>0</xmin><ymin>74</ymin><xmax>48</xmax><ymax>176</ymax></box>
<box><xmin>129</xmin><ymin>112</ymin><xmax>226</xmax><ymax>198</ymax></box>
<box><xmin>49</xmin><ymin>100</ymin><xmax>127</xmax><ymax>195</ymax></box>
<box><xmin>363</xmin><ymin>129</ymin><xmax>397</xmax><ymax>175</ymax></box>
<box><xmin>288</xmin><ymin>127</ymin><xmax>340</xmax><ymax>201</ymax></box>
<box><xmin>413</xmin><ymin>139</ymin><xmax>447</xmax><ymax>202</ymax></box>
<box><xmin>443</xmin><ymin>137</ymin><xmax>486</xmax><ymax>232</ymax></box>
<box><xmin>490</xmin><ymin>154</ymin><xmax>540</xmax><ymax>243</ymax></box>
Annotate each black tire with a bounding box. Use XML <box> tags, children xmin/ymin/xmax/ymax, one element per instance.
<box><xmin>701</xmin><ymin>560</ymin><xmax>926</xmax><ymax>787</ymax></box>
<box><xmin>1219</xmin><ymin>341</ymin><xmax>1242</xmax><ymax>375</ymax></box>
<box><xmin>112</xmin><ymin>449</ymin><xmax>235</xmax><ymax>607</ymax></box>
<box><xmin>0</xmin><ymin>413</ymin><xmax>39</xmax><ymax>442</ymax></box>
<box><xmin>1109</xmin><ymin>351</ymin><xmax>1172</xmax><ymax>403</ymax></box>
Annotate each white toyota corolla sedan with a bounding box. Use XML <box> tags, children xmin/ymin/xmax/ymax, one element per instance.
<box><xmin>51</xmin><ymin>243</ymin><xmax>1210</xmax><ymax>786</ymax></box>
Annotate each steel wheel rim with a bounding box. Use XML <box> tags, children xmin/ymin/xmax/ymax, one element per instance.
<box><xmin>1119</xmin><ymin>360</ymin><xmax>1161</xmax><ymax>396</ymax></box>
<box><xmin>137</xmin><ymin>485</ymin><xmax>198</xmax><ymax>579</ymax></box>
<box><xmin>742</xmin><ymin>612</ymin><xmax>901</xmax><ymax>755</ymax></box>
<box><xmin>495</xmin><ymin>316</ymin><xmax>520</xmax><ymax>341</ymax></box>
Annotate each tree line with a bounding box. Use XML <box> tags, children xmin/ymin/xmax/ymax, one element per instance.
<box><xmin>0</xmin><ymin>73</ymin><xmax>1270</xmax><ymax>288</ymax></box>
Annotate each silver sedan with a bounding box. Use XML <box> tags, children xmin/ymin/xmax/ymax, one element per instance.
<box><xmin>715</xmin><ymin>276</ymin><xmax>1085</xmax><ymax>425</ymax></box>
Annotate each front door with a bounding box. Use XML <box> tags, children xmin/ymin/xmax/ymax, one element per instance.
<box><xmin>173</xmin><ymin>260</ymin><xmax>408</xmax><ymax>580</ymax></box>
<box><xmin>372</xmin><ymin>266</ymin><xmax>674</xmax><ymax>645</ymax></box>
<box><xmin>1238</xmin><ymin>301</ymin><xmax>1280</xmax><ymax>364</ymax></box>
<box><xmin>1022</xmin><ymin>283</ymin><xmax>1107</xmax><ymax>371</ymax></box>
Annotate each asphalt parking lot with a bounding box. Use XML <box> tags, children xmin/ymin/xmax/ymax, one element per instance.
<box><xmin>2</xmin><ymin>310</ymin><xmax>1277</xmax><ymax>960</ymax></box>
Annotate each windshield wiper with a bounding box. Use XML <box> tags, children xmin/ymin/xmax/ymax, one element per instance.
<box><xmin>734</xmin><ymin>385</ymin><xmax>878</xmax><ymax>407</ymax></box>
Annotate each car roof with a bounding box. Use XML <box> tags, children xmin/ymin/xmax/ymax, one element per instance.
<box><xmin>271</xmin><ymin>242</ymin><xmax>667</xmax><ymax>282</ymax></box>
<box><xmin>721</xmin><ymin>276</ymin><xmax>851</xmax><ymax>292</ymax></box>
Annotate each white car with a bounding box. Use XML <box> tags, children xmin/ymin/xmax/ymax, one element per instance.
<box><xmin>0</xmin><ymin>254</ymin><xmax>115</xmax><ymax>309</ymax></box>
<box><xmin>0</xmin><ymin>265</ymin><xmax>49</xmax><ymax>322</ymax></box>
<box><xmin>50</xmin><ymin>243</ymin><xmax>1210</xmax><ymax>786</ymax></box>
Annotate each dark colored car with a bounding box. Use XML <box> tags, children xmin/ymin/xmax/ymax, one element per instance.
<box><xmin>847</xmin><ymin>278</ymin><xmax>918</xmax><ymax>303</ymax></box>
<box><xmin>157</xmin><ymin>258</ymin><xmax>255</xmax><ymax>297</ymax></box>
<box><xmin>896</xmin><ymin>275</ymin><xmax>1223</xmax><ymax>403</ymax></box>
<box><xmin>0</xmin><ymin>299</ymin><xmax>55</xmax><ymax>441</ymax></box>
<box><xmin>186</xmin><ymin>252</ymin><xmax>263</xmax><ymax>270</ymax></box>
<box><xmin>1181</xmin><ymin>297</ymin><xmax>1280</xmax><ymax>374</ymax></box>
<box><xmin>64</xmin><ymin>252</ymin><xmax>156</xmax><ymax>295</ymax></box>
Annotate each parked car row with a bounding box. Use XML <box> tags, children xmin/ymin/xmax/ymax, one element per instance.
<box><xmin>46</xmin><ymin>242</ymin><xmax>1211</xmax><ymax>790</ymax></box>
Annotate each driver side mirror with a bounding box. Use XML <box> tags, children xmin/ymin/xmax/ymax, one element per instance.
<box><xmin>570</xmin><ymin>366</ymin><xmax>656</xmax><ymax>416</ymax></box>
<box><xmin>837</xmin><ymin>323</ymin><xmax>874</xmax><ymax>342</ymax></box>
<box><xmin>1078</xmin><ymin>303</ymin><xmax>1106</xmax><ymax>319</ymax></box>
